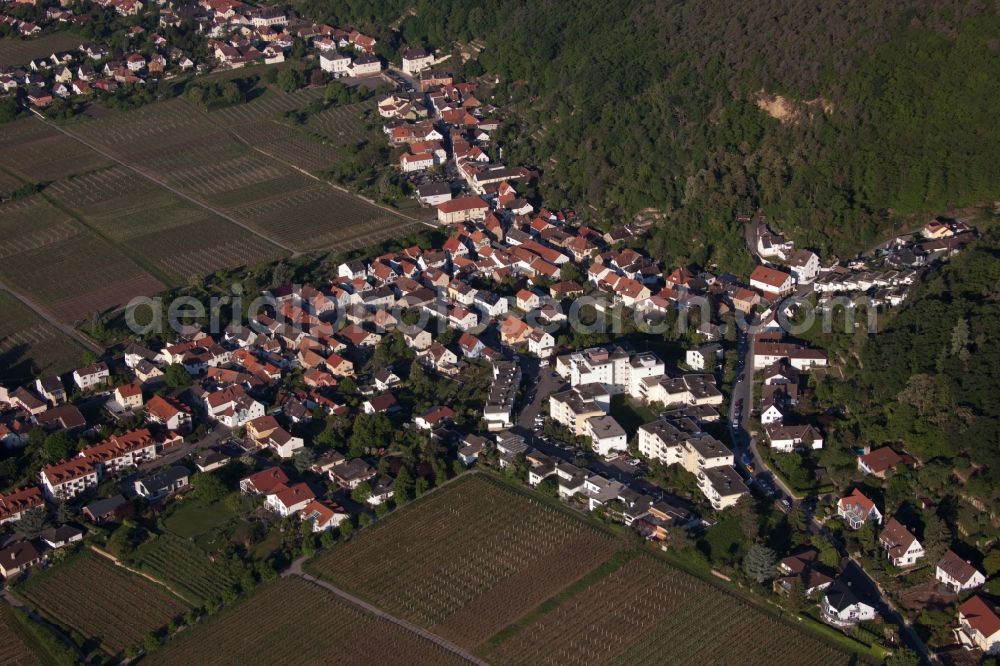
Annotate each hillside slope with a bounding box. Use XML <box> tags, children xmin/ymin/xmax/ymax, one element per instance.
<box><xmin>298</xmin><ymin>0</ymin><xmax>1000</xmax><ymax>271</ymax></box>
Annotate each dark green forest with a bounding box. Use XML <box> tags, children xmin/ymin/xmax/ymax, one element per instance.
<box><xmin>816</xmin><ymin>227</ymin><xmax>1000</xmax><ymax>512</ymax></box>
<box><xmin>293</xmin><ymin>0</ymin><xmax>1000</xmax><ymax>273</ymax></box>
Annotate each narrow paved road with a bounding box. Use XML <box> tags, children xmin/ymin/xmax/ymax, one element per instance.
<box><xmin>0</xmin><ymin>283</ymin><xmax>103</xmax><ymax>354</ymax></box>
<box><xmin>283</xmin><ymin>559</ymin><xmax>486</xmax><ymax>665</ymax></box>
<box><xmin>31</xmin><ymin>113</ymin><xmax>299</xmax><ymax>255</ymax></box>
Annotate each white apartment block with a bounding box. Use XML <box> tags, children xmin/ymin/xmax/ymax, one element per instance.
<box><xmin>555</xmin><ymin>347</ymin><xmax>665</xmax><ymax>399</ymax></box>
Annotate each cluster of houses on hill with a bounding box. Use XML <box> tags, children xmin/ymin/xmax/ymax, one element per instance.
<box><xmin>746</xmin><ymin>215</ymin><xmax>976</xmax><ymax>310</ymax></box>
<box><xmin>0</xmin><ymin>33</ymin><xmax>197</xmax><ymax>108</ymax></box>
<box><xmin>202</xmin><ymin>0</ymin><xmax>381</xmax><ymax>74</ymax></box>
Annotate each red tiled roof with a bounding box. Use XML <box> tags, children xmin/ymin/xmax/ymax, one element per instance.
<box><xmin>960</xmin><ymin>595</ymin><xmax>1000</xmax><ymax>639</ymax></box>
<box><xmin>242</xmin><ymin>467</ymin><xmax>288</xmax><ymax>494</ymax></box>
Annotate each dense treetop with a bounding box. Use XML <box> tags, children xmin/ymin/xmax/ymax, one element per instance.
<box><xmin>295</xmin><ymin>0</ymin><xmax>1000</xmax><ymax>273</ymax></box>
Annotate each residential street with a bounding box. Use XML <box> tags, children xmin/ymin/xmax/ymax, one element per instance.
<box><xmin>138</xmin><ymin>424</ymin><xmax>232</xmax><ymax>473</ymax></box>
<box><xmin>724</xmin><ymin>324</ymin><xmax>934</xmax><ymax>662</ymax></box>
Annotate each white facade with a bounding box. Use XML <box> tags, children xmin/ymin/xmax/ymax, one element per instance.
<box><xmin>320</xmin><ymin>52</ymin><xmax>350</xmax><ymax>74</ymax></box>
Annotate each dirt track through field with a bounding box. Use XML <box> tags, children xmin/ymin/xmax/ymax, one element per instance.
<box><xmin>0</xmin><ymin>283</ymin><xmax>102</xmax><ymax>354</ymax></box>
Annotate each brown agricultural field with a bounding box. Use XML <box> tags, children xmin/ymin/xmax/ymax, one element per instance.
<box><xmin>307</xmin><ymin>474</ymin><xmax>620</xmax><ymax>649</ymax></box>
<box><xmin>16</xmin><ymin>551</ymin><xmax>189</xmax><ymax>655</ymax></box>
<box><xmin>147</xmin><ymin>577</ymin><xmax>470</xmax><ymax>666</ymax></box>
<box><xmin>487</xmin><ymin>555</ymin><xmax>859</xmax><ymax>666</ymax></box>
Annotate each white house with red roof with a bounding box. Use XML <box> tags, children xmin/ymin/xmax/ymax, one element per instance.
<box><xmin>264</xmin><ymin>482</ymin><xmax>315</xmax><ymax>517</ymax></box>
<box><xmin>78</xmin><ymin>429</ymin><xmax>157</xmax><ymax>476</ymax></box>
<box><xmin>240</xmin><ymin>467</ymin><xmax>289</xmax><ymax>495</ymax></box>
<box><xmin>40</xmin><ymin>459</ymin><xmax>99</xmax><ymax>499</ymax></box>
<box><xmin>203</xmin><ymin>385</ymin><xmax>264</xmax><ymax>427</ymax></box>
<box><xmin>299</xmin><ymin>500</ymin><xmax>349</xmax><ymax>532</ymax></box>
<box><xmin>749</xmin><ymin>265</ymin><xmax>793</xmax><ymax>298</ymax></box>
<box><xmin>837</xmin><ymin>488</ymin><xmax>882</xmax><ymax>529</ymax></box>
<box><xmin>415</xmin><ymin>406</ymin><xmax>455</xmax><ymax>430</ymax></box>
<box><xmin>958</xmin><ymin>595</ymin><xmax>1000</xmax><ymax>654</ymax></box>
<box><xmin>0</xmin><ymin>487</ymin><xmax>44</xmax><ymax>525</ymax></box>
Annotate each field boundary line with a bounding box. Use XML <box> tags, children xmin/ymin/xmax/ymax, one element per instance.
<box><xmin>29</xmin><ymin>112</ymin><xmax>298</xmax><ymax>255</ymax></box>
<box><xmin>289</xmin><ymin>571</ymin><xmax>486</xmax><ymax>666</ymax></box>
<box><xmin>89</xmin><ymin>546</ymin><xmax>193</xmax><ymax>606</ymax></box>
<box><xmin>0</xmin><ymin>284</ymin><xmax>101</xmax><ymax>354</ymax></box>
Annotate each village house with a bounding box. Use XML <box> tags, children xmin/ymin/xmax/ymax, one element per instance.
<box><xmin>764</xmin><ymin>424</ymin><xmax>823</xmax><ymax>452</ymax></box>
<box><xmin>349</xmin><ymin>53</ymin><xmax>381</xmax><ymax>76</ymax></box>
<box><xmin>858</xmin><ymin>447</ymin><xmax>916</xmax><ymax>478</ymax></box>
<box><xmin>240</xmin><ymin>467</ymin><xmax>289</xmax><ymax>495</ymax></box>
<box><xmin>145</xmin><ymin>394</ymin><xmax>192</xmax><ymax>432</ymax></box>
<box><xmin>34</xmin><ymin>376</ymin><xmax>66</xmax><ymax>405</ymax></box>
<box><xmin>417</xmin><ymin>182</ymin><xmax>452</xmax><ymax>206</ymax></box>
<box><xmin>837</xmin><ymin>488</ymin><xmax>883</xmax><ymax>529</ymax></box>
<box><xmin>752</xmin><ymin>342</ymin><xmax>828</xmax><ymax>371</ymax></box>
<box><xmin>958</xmin><ymin>595</ymin><xmax>1000</xmax><ymax>655</ymax></box>
<box><xmin>879</xmin><ymin>517</ymin><xmax>924</xmax><ymax>567</ymax></box>
<box><xmin>415</xmin><ymin>406</ymin><xmax>455</xmax><ymax>430</ymax></box>
<box><xmin>329</xmin><ymin>458</ymin><xmax>375</xmax><ymax>489</ymax></box>
<box><xmin>775</xmin><ymin>548</ymin><xmax>834</xmax><ymax>596</ymax></box>
<box><xmin>749</xmin><ymin>265</ymin><xmax>794</xmax><ymax>298</ymax></box>
<box><xmin>685</xmin><ymin>344</ymin><xmax>722</xmax><ymax>371</ymax></box>
<box><xmin>319</xmin><ymin>51</ymin><xmax>350</xmax><ymax>74</ymax></box>
<box><xmin>401</xmin><ymin>47</ymin><xmax>434</xmax><ymax>74</ymax></box>
<box><xmin>821</xmin><ymin>578</ymin><xmax>876</xmax><ymax>628</ymax></box>
<box><xmin>83</xmin><ymin>494</ymin><xmax>130</xmax><ymax>524</ymax></box>
<box><xmin>935</xmin><ymin>550</ymin><xmax>986</xmax><ymax>593</ymax></box>
<box><xmin>203</xmin><ymin>385</ymin><xmax>265</xmax><ymax>427</ymax></box>
<box><xmin>300</xmin><ymin>499</ymin><xmax>349</xmax><ymax>532</ymax></box>
<box><xmin>436</xmin><ymin>196</ymin><xmax>489</xmax><ymax>224</ymax></box>
<box><xmin>265</xmin><ymin>482</ymin><xmax>315</xmax><ymax>517</ymax></box>
<box><xmin>73</xmin><ymin>362</ymin><xmax>110</xmax><ymax>390</ymax></box>
<box><xmin>786</xmin><ymin>249</ymin><xmax>821</xmax><ymax>284</ymax></box>
<box><xmin>0</xmin><ymin>540</ymin><xmax>45</xmax><ymax>579</ymax></box>
<box><xmin>113</xmin><ymin>382</ymin><xmax>144</xmax><ymax>411</ymax></box>
<box><xmin>134</xmin><ymin>465</ymin><xmax>190</xmax><ymax>500</ymax></box>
